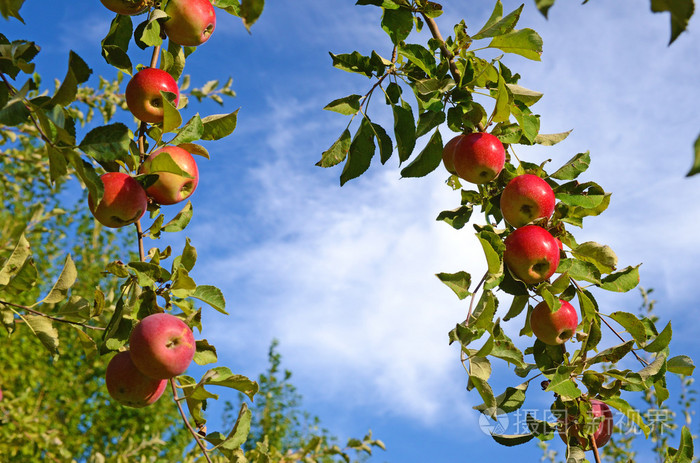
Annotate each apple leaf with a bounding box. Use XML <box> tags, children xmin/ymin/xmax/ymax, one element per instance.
<box><xmin>644</xmin><ymin>321</ymin><xmax>672</xmax><ymax>353</ymax></box>
<box><xmin>79</xmin><ymin>123</ymin><xmax>131</xmax><ymax>165</ymax></box>
<box><xmin>198</xmin><ymin>367</ymin><xmax>258</xmax><ymax>401</ymax></box>
<box><xmin>323</xmin><ymin>94</ymin><xmax>362</xmax><ymax>115</ymax></box>
<box><xmin>557</xmin><ymin>258</ymin><xmax>601</xmax><ymax>285</ymax></box>
<box><xmin>178</xmin><ymin>142</ymin><xmax>209</xmax><ymax>159</ymax></box>
<box><xmin>491</xmin><ymin>75</ymin><xmax>511</xmax><ymax>123</ymax></box>
<box><xmin>23</xmin><ymin>314</ymin><xmax>59</xmax><ymax>356</ymax></box>
<box><xmin>161</xmin><ymin>93</ymin><xmax>182</xmax><ymax>134</ymax></box>
<box><xmin>667</xmin><ymin>355</ymin><xmax>695</xmax><ymax>376</ymax></box>
<box><xmin>608</xmin><ymin>311</ymin><xmax>647</xmax><ymax>346</ymax></box>
<box><xmin>686</xmin><ymin>132</ymin><xmax>700</xmax><ymax>176</ymax></box>
<box><xmin>134</xmin><ymin>9</ymin><xmax>166</xmax><ymax>49</ymax></box>
<box><xmin>572</xmin><ymin>241</ymin><xmax>618</xmax><ymax>274</ymax></box>
<box><xmin>506</xmin><ymin>83</ymin><xmax>543</xmax><ymax>106</ymax></box>
<box><xmin>534</xmin><ymin>0</ymin><xmax>556</xmax><ymax>18</ymax></box>
<box><xmin>586</xmin><ymin>340</ymin><xmax>635</xmax><ymax>366</ymax></box>
<box><xmin>381</xmin><ymin>7</ymin><xmax>413</xmax><ymax>44</ymax></box>
<box><xmin>599</xmin><ymin>265</ymin><xmax>640</xmax><ymax>292</ymax></box>
<box><xmin>436</xmin><ymin>271</ymin><xmax>471</xmax><ymax>300</ymax></box>
<box><xmin>0</xmin><ymin>234</ymin><xmax>31</xmax><ymax>287</ymax></box>
<box><xmin>213</xmin><ymin>0</ymin><xmax>241</xmax><ymax>16</ymax></box>
<box><xmin>393</xmin><ymin>101</ymin><xmax>416</xmax><ymax>163</ymax></box>
<box><xmin>0</xmin><ymin>0</ymin><xmax>25</xmax><ymax>22</ymax></box>
<box><xmin>546</xmin><ymin>365</ymin><xmax>582</xmax><ymax>400</ymax></box>
<box><xmin>341</xmin><ymin>117</ymin><xmax>375</xmax><ymax>186</ymax></box>
<box><xmin>473</xmin><ymin>1</ymin><xmax>522</xmax><ymax>40</ymax></box>
<box><xmin>605</xmin><ymin>396</ymin><xmax>651</xmax><ymax>437</ymax></box>
<box><xmin>171</xmin><ymin>267</ymin><xmax>197</xmax><ymax>298</ymax></box>
<box><xmin>162</xmin><ymin>201</ymin><xmax>194</xmax><ymax>233</ymax></box>
<box><xmin>475</xmin><ymin>381</ymin><xmax>528</xmax><ymax>415</ymax></box>
<box><xmin>194</xmin><ymin>339</ymin><xmax>218</xmax><ymax>365</ymax></box>
<box><xmin>551</xmin><ymin>152</ymin><xmax>590</xmax><ymax>180</ymax></box>
<box><xmin>487</xmin><ymin>28</ymin><xmax>543</xmax><ymax>61</ymax></box>
<box><xmin>415</xmin><ymin>110</ymin><xmax>445</xmax><ymax>138</ymax></box>
<box><xmin>201</xmin><ymin>109</ymin><xmax>238</xmax><ymax>141</ymax></box>
<box><xmin>173</xmin><ymin>237</ymin><xmax>198</xmax><ymax>273</ymax></box>
<box><xmin>503</xmin><ymin>294</ymin><xmax>528</xmax><ymax>321</ymax></box>
<box><xmin>329</xmin><ymin>51</ymin><xmax>375</xmax><ymax>77</ymax></box>
<box><xmin>534</xmin><ymin>130</ymin><xmax>572</xmax><ymax>146</ymax></box>
<box><xmin>205</xmin><ymin>403</ymin><xmax>251</xmax><ymax>452</ymax></box>
<box><xmin>317</xmin><ymin>129</ymin><xmax>351</xmax><ymax>168</ymax></box>
<box><xmin>192</xmin><ymin>285</ymin><xmax>227</xmax><ymax>314</ymax></box>
<box><xmin>436</xmin><ymin>205</ymin><xmax>473</xmax><ymax>230</ymax></box>
<box><xmin>650</xmin><ymin>0</ymin><xmax>694</xmax><ymax>45</ymax></box>
<box><xmin>400</xmin><ymin>128</ymin><xmax>443</xmax><ymax>178</ymax></box>
<box><xmin>100</xmin><ymin>14</ymin><xmax>133</xmax><ymax>75</ymax></box>
<box><xmin>668</xmin><ymin>426</ymin><xmax>695</xmax><ymax>462</ymax></box>
<box><xmin>370</xmin><ymin>122</ymin><xmax>393</xmax><ymax>164</ymax></box>
<box><xmin>33</xmin><ymin>254</ymin><xmax>76</xmax><ymax>306</ymax></box>
<box><xmin>398</xmin><ymin>43</ymin><xmax>436</xmax><ymax>77</ymax></box>
<box><xmin>50</xmin><ymin>51</ymin><xmax>92</xmax><ymax>107</ymax></box>
<box><xmin>170</xmin><ymin>114</ymin><xmax>204</xmax><ymax>145</ymax></box>
<box><xmin>240</xmin><ymin>0</ymin><xmax>264</xmax><ymax>32</ymax></box>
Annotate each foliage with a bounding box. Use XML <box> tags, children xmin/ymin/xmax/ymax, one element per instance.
<box><xmin>221</xmin><ymin>339</ymin><xmax>385</xmax><ymax>463</ymax></box>
<box><xmin>320</xmin><ymin>1</ymin><xmax>696</xmax><ymax>461</ymax></box>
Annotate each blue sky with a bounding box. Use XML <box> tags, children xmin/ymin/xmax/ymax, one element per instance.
<box><xmin>4</xmin><ymin>1</ymin><xmax>700</xmax><ymax>461</ymax></box>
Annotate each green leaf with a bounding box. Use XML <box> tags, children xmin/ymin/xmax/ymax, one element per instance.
<box><xmin>475</xmin><ymin>381</ymin><xmax>528</xmax><ymax>415</ymax></box>
<box><xmin>171</xmin><ymin>267</ymin><xmax>197</xmax><ymax>298</ymax></box>
<box><xmin>534</xmin><ymin>0</ymin><xmax>556</xmax><ymax>18</ymax></box>
<box><xmin>192</xmin><ymin>285</ymin><xmax>228</xmax><ymax>314</ymax></box>
<box><xmin>371</xmin><ymin>123</ymin><xmax>393</xmax><ymax>164</ymax></box>
<box><xmin>436</xmin><ymin>205</ymin><xmax>473</xmax><ymax>230</ymax></box>
<box><xmin>400</xmin><ymin>128</ymin><xmax>442</xmax><ymax>178</ymax></box>
<box><xmin>644</xmin><ymin>321</ymin><xmax>672</xmax><ymax>352</ymax></box>
<box><xmin>79</xmin><ymin>123</ymin><xmax>131</xmax><ymax>165</ymax></box>
<box><xmin>605</xmin><ymin>396</ymin><xmax>650</xmax><ymax>438</ymax></box>
<box><xmin>34</xmin><ymin>255</ymin><xmax>76</xmax><ymax>306</ymax></box>
<box><xmin>556</xmin><ymin>258</ymin><xmax>601</xmax><ymax>285</ymax></box>
<box><xmin>381</xmin><ymin>7</ymin><xmax>413</xmax><ymax>44</ymax></box>
<box><xmin>163</xmin><ymin>201</ymin><xmax>194</xmax><ymax>232</ymax></box>
<box><xmin>608</xmin><ymin>311</ymin><xmax>647</xmax><ymax>346</ymax></box>
<box><xmin>436</xmin><ymin>271</ymin><xmax>471</xmax><ymax>300</ymax></box>
<box><xmin>534</xmin><ymin>130</ymin><xmax>572</xmax><ymax>146</ymax></box>
<box><xmin>669</xmin><ymin>426</ymin><xmax>695</xmax><ymax>462</ymax></box>
<box><xmin>393</xmin><ymin>102</ymin><xmax>416</xmax><ymax>163</ymax></box>
<box><xmin>506</xmin><ymin>83</ymin><xmax>542</xmax><ymax>106</ymax></box>
<box><xmin>491</xmin><ymin>433</ymin><xmax>535</xmax><ymax>446</ymax></box>
<box><xmin>169</xmin><ymin>114</ymin><xmax>204</xmax><ymax>145</ymax></box>
<box><xmin>329</xmin><ymin>51</ymin><xmax>374</xmax><ymax>77</ymax></box>
<box><xmin>503</xmin><ymin>295</ymin><xmax>528</xmax><ymax>321</ymax></box>
<box><xmin>599</xmin><ymin>265</ymin><xmax>640</xmax><ymax>292</ymax></box>
<box><xmin>323</xmin><ymin>94</ymin><xmax>362</xmax><ymax>115</ymax></box>
<box><xmin>198</xmin><ymin>367</ymin><xmax>258</xmax><ymax>401</ymax></box>
<box><xmin>50</xmin><ymin>51</ymin><xmax>92</xmax><ymax>106</ymax></box>
<box><xmin>477</xmin><ymin>231</ymin><xmax>503</xmax><ymax>275</ymax></box>
<box><xmin>317</xmin><ymin>129</ymin><xmax>351</xmax><ymax>168</ymax></box>
<box><xmin>473</xmin><ymin>2</ymin><xmax>523</xmax><ymax>40</ymax></box>
<box><xmin>201</xmin><ymin>109</ymin><xmax>238</xmax><ymax>141</ymax></box>
<box><xmin>545</xmin><ymin>365</ymin><xmax>582</xmax><ymax>400</ymax></box>
<box><xmin>491</xmin><ymin>75</ymin><xmax>511</xmax><ymax>123</ymax></box>
<box><xmin>240</xmin><ymin>0</ymin><xmax>264</xmax><ymax>31</ymax></box>
<box><xmin>650</xmin><ymin>0</ymin><xmax>694</xmax><ymax>45</ymax></box>
<box><xmin>23</xmin><ymin>315</ymin><xmax>59</xmax><ymax>356</ymax></box>
<box><xmin>0</xmin><ymin>234</ymin><xmax>31</xmax><ymax>287</ymax></box>
<box><xmin>161</xmin><ymin>92</ymin><xmax>182</xmax><ymax>134</ymax></box>
<box><xmin>551</xmin><ymin>151</ymin><xmax>590</xmax><ymax>180</ymax></box>
<box><xmin>415</xmin><ymin>110</ymin><xmax>445</xmax><ymax>138</ymax></box>
<box><xmin>100</xmin><ymin>14</ymin><xmax>133</xmax><ymax>75</ymax></box>
<box><xmin>398</xmin><ymin>43</ymin><xmax>436</xmax><ymax>77</ymax></box>
<box><xmin>572</xmin><ymin>241</ymin><xmax>618</xmax><ymax>274</ymax></box>
<box><xmin>686</xmin><ymin>132</ymin><xmax>700</xmax><ymax>176</ymax></box>
<box><xmin>194</xmin><ymin>339</ymin><xmax>218</xmax><ymax>365</ymax></box>
<box><xmin>0</xmin><ymin>0</ymin><xmax>26</xmax><ymax>22</ymax></box>
<box><xmin>206</xmin><ymin>403</ymin><xmax>252</xmax><ymax>452</ymax></box>
<box><xmin>667</xmin><ymin>355</ymin><xmax>695</xmax><ymax>376</ymax></box>
<box><xmin>510</xmin><ymin>101</ymin><xmax>539</xmax><ymax>143</ymax></box>
<box><xmin>586</xmin><ymin>340</ymin><xmax>635</xmax><ymax>366</ymax></box>
<box><xmin>487</xmin><ymin>28</ymin><xmax>543</xmax><ymax>61</ymax></box>
<box><xmin>340</xmin><ymin>117</ymin><xmax>375</xmax><ymax>185</ymax></box>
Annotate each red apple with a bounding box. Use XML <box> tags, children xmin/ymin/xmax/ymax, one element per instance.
<box><xmin>139</xmin><ymin>145</ymin><xmax>199</xmax><ymax>205</ymax></box>
<box><xmin>500</xmin><ymin>174</ymin><xmax>556</xmax><ymax>228</ymax></box>
<box><xmin>129</xmin><ymin>313</ymin><xmax>196</xmax><ymax>379</ymax></box>
<box><xmin>100</xmin><ymin>0</ymin><xmax>150</xmax><ymax>15</ymax></box>
<box><xmin>442</xmin><ymin>134</ymin><xmax>465</xmax><ymax>175</ymax></box>
<box><xmin>452</xmin><ymin>132</ymin><xmax>505</xmax><ymax>184</ymax></box>
<box><xmin>503</xmin><ymin>225</ymin><xmax>560</xmax><ymax>284</ymax></box>
<box><xmin>530</xmin><ymin>299</ymin><xmax>578</xmax><ymax>345</ymax></box>
<box><xmin>88</xmin><ymin>172</ymin><xmax>148</xmax><ymax>228</ymax></box>
<box><xmin>105</xmin><ymin>351</ymin><xmax>167</xmax><ymax>408</ymax></box>
<box><xmin>125</xmin><ymin>68</ymin><xmax>179</xmax><ymax>123</ymax></box>
<box><xmin>163</xmin><ymin>0</ymin><xmax>216</xmax><ymax>47</ymax></box>
<box><xmin>559</xmin><ymin>399</ymin><xmax>614</xmax><ymax>450</ymax></box>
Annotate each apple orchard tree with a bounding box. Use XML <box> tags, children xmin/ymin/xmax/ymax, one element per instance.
<box><xmin>0</xmin><ymin>1</ymin><xmax>696</xmax><ymax>463</ymax></box>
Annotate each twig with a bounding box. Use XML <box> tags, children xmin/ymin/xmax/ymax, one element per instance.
<box><xmin>0</xmin><ymin>72</ymin><xmax>58</xmax><ymax>147</ymax></box>
<box><xmin>419</xmin><ymin>13</ymin><xmax>461</xmax><ymax>84</ymax></box>
<box><xmin>464</xmin><ymin>271</ymin><xmax>488</xmax><ymax>325</ymax></box>
<box><xmin>0</xmin><ymin>299</ymin><xmax>105</xmax><ymax>331</ymax></box>
<box><xmin>590</xmin><ymin>436</ymin><xmax>602</xmax><ymax>463</ymax></box>
<box><xmin>169</xmin><ymin>379</ymin><xmax>213</xmax><ymax>463</ymax></box>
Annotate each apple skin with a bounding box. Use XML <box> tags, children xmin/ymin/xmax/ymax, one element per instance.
<box><xmin>530</xmin><ymin>299</ymin><xmax>578</xmax><ymax>345</ymax></box>
<box><xmin>163</xmin><ymin>0</ymin><xmax>216</xmax><ymax>47</ymax></box>
<box><xmin>139</xmin><ymin>146</ymin><xmax>199</xmax><ymax>205</ymax></box>
<box><xmin>442</xmin><ymin>134</ymin><xmax>465</xmax><ymax>175</ymax></box>
<box><xmin>100</xmin><ymin>0</ymin><xmax>150</xmax><ymax>15</ymax></box>
<box><xmin>125</xmin><ymin>68</ymin><xmax>180</xmax><ymax>123</ymax></box>
<box><xmin>452</xmin><ymin>132</ymin><xmax>505</xmax><ymax>184</ymax></box>
<box><xmin>105</xmin><ymin>351</ymin><xmax>167</xmax><ymax>408</ymax></box>
<box><xmin>129</xmin><ymin>313</ymin><xmax>196</xmax><ymax>380</ymax></box>
<box><xmin>88</xmin><ymin>172</ymin><xmax>148</xmax><ymax>229</ymax></box>
<box><xmin>503</xmin><ymin>225</ymin><xmax>560</xmax><ymax>284</ymax></box>
<box><xmin>500</xmin><ymin>174</ymin><xmax>556</xmax><ymax>228</ymax></box>
<box><xmin>559</xmin><ymin>399</ymin><xmax>614</xmax><ymax>450</ymax></box>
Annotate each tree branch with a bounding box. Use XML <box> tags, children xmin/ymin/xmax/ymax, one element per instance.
<box><xmin>419</xmin><ymin>13</ymin><xmax>461</xmax><ymax>84</ymax></box>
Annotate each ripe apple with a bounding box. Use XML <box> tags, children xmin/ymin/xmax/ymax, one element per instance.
<box><xmin>100</xmin><ymin>0</ymin><xmax>150</xmax><ymax>15</ymax></box>
<box><xmin>559</xmin><ymin>399</ymin><xmax>614</xmax><ymax>450</ymax></box>
<box><xmin>442</xmin><ymin>134</ymin><xmax>465</xmax><ymax>175</ymax></box>
<box><xmin>105</xmin><ymin>351</ymin><xmax>167</xmax><ymax>408</ymax></box>
<box><xmin>125</xmin><ymin>68</ymin><xmax>179</xmax><ymax>123</ymax></box>
<box><xmin>88</xmin><ymin>172</ymin><xmax>148</xmax><ymax>229</ymax></box>
<box><xmin>530</xmin><ymin>299</ymin><xmax>578</xmax><ymax>345</ymax></box>
<box><xmin>129</xmin><ymin>313</ymin><xmax>196</xmax><ymax>379</ymax></box>
<box><xmin>503</xmin><ymin>225</ymin><xmax>560</xmax><ymax>284</ymax></box>
<box><xmin>452</xmin><ymin>132</ymin><xmax>505</xmax><ymax>184</ymax></box>
<box><xmin>500</xmin><ymin>174</ymin><xmax>556</xmax><ymax>228</ymax></box>
<box><xmin>163</xmin><ymin>0</ymin><xmax>216</xmax><ymax>47</ymax></box>
<box><xmin>138</xmin><ymin>145</ymin><xmax>199</xmax><ymax>205</ymax></box>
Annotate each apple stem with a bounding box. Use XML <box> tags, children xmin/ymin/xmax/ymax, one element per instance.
<box><xmin>169</xmin><ymin>378</ymin><xmax>214</xmax><ymax>463</ymax></box>
<box><xmin>571</xmin><ymin>279</ymin><xmax>649</xmax><ymax>367</ymax></box>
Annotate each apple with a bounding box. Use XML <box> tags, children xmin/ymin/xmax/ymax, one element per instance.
<box><xmin>452</xmin><ymin>132</ymin><xmax>505</xmax><ymax>184</ymax></box>
<box><xmin>442</xmin><ymin>134</ymin><xmax>465</xmax><ymax>175</ymax></box>
<box><xmin>100</xmin><ymin>0</ymin><xmax>150</xmax><ymax>15</ymax></box>
<box><xmin>530</xmin><ymin>299</ymin><xmax>578</xmax><ymax>345</ymax></box>
<box><xmin>125</xmin><ymin>68</ymin><xmax>180</xmax><ymax>123</ymax></box>
<box><xmin>129</xmin><ymin>313</ymin><xmax>196</xmax><ymax>379</ymax></box>
<box><xmin>105</xmin><ymin>351</ymin><xmax>167</xmax><ymax>408</ymax></box>
<box><xmin>559</xmin><ymin>399</ymin><xmax>614</xmax><ymax>450</ymax></box>
<box><xmin>163</xmin><ymin>0</ymin><xmax>216</xmax><ymax>47</ymax></box>
<box><xmin>500</xmin><ymin>174</ymin><xmax>555</xmax><ymax>228</ymax></box>
<box><xmin>503</xmin><ymin>225</ymin><xmax>560</xmax><ymax>284</ymax></box>
<box><xmin>88</xmin><ymin>172</ymin><xmax>148</xmax><ymax>229</ymax></box>
<box><xmin>139</xmin><ymin>145</ymin><xmax>199</xmax><ymax>205</ymax></box>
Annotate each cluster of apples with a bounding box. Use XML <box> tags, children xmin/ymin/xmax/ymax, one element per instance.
<box><xmin>90</xmin><ymin>0</ymin><xmax>217</xmax><ymax>228</ymax></box>
<box><xmin>443</xmin><ymin>132</ymin><xmax>577</xmax><ymax>343</ymax></box>
<box><xmin>105</xmin><ymin>313</ymin><xmax>196</xmax><ymax>407</ymax></box>
<box><xmin>444</xmin><ymin>133</ymin><xmax>613</xmax><ymax>449</ymax></box>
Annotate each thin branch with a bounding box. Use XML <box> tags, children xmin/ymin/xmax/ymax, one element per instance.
<box><xmin>590</xmin><ymin>436</ymin><xmax>602</xmax><ymax>463</ymax></box>
<box><xmin>135</xmin><ymin>220</ymin><xmax>146</xmax><ymax>262</ymax></box>
<box><xmin>464</xmin><ymin>271</ymin><xmax>488</xmax><ymax>325</ymax></box>
<box><xmin>0</xmin><ymin>72</ymin><xmax>58</xmax><ymax>148</ymax></box>
<box><xmin>0</xmin><ymin>299</ymin><xmax>106</xmax><ymax>331</ymax></box>
<box><xmin>169</xmin><ymin>378</ymin><xmax>213</xmax><ymax>463</ymax></box>
<box><xmin>419</xmin><ymin>13</ymin><xmax>461</xmax><ymax>84</ymax></box>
